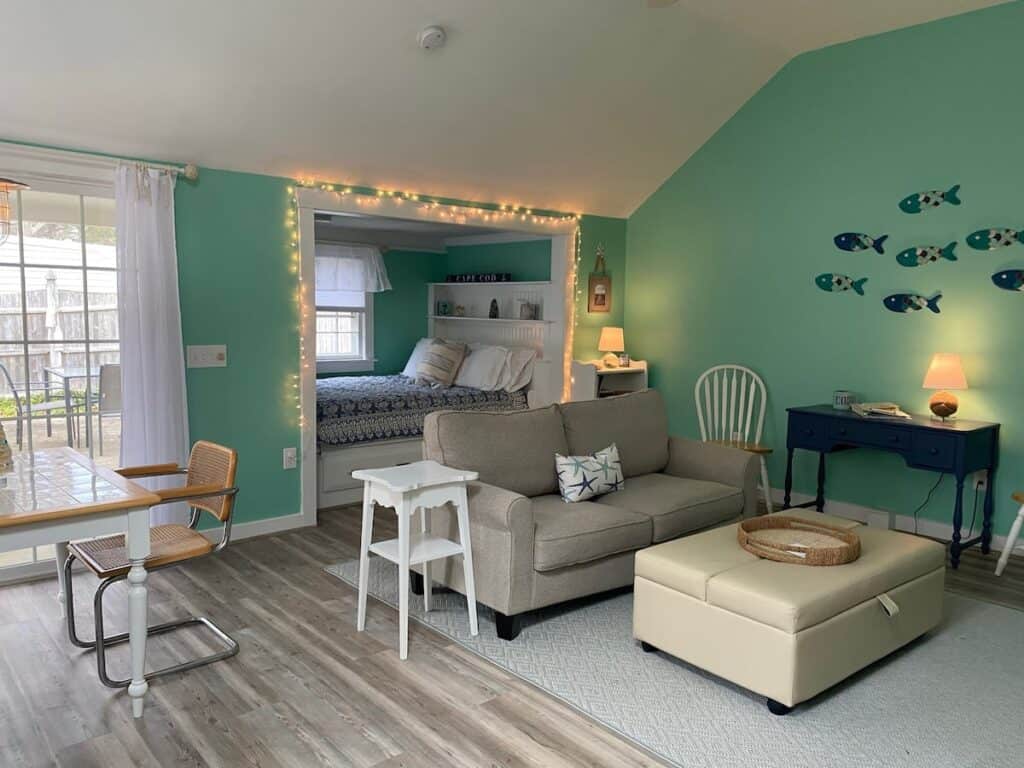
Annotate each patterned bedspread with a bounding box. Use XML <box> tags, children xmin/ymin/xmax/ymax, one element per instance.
<box><xmin>316</xmin><ymin>375</ymin><xmax>528</xmax><ymax>446</ymax></box>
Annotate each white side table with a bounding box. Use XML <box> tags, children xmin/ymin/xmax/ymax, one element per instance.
<box><xmin>352</xmin><ymin>460</ymin><xmax>479</xmax><ymax>659</ymax></box>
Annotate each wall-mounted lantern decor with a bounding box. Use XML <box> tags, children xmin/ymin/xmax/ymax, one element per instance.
<box><xmin>588</xmin><ymin>243</ymin><xmax>611</xmax><ymax>313</ymax></box>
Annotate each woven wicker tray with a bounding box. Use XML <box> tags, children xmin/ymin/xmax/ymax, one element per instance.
<box><xmin>737</xmin><ymin>516</ymin><xmax>861</xmax><ymax>566</ymax></box>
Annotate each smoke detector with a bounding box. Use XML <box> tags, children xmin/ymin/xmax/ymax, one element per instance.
<box><xmin>417</xmin><ymin>25</ymin><xmax>446</xmax><ymax>50</ymax></box>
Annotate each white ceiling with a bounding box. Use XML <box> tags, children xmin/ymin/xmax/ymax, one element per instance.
<box><xmin>2</xmin><ymin>1</ymin><xmax>1006</xmax><ymax>217</ymax></box>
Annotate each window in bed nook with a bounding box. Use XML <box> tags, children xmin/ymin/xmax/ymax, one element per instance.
<box><xmin>314</xmin><ymin>242</ymin><xmax>391</xmax><ymax>373</ymax></box>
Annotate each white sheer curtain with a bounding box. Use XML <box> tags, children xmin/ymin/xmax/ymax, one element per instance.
<box><xmin>315</xmin><ymin>243</ymin><xmax>392</xmax><ymax>298</ymax></box>
<box><xmin>115</xmin><ymin>163</ymin><xmax>190</xmax><ymax>525</ymax></box>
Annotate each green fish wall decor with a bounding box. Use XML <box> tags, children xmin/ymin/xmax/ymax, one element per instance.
<box><xmin>898</xmin><ymin>184</ymin><xmax>961</xmax><ymax>214</ymax></box>
<box><xmin>966</xmin><ymin>228</ymin><xmax>1023</xmax><ymax>250</ymax></box>
<box><xmin>896</xmin><ymin>242</ymin><xmax>957</xmax><ymax>267</ymax></box>
<box><xmin>815</xmin><ymin>273</ymin><xmax>868</xmax><ymax>295</ymax></box>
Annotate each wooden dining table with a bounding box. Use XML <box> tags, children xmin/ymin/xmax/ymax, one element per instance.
<box><xmin>0</xmin><ymin>447</ymin><xmax>160</xmax><ymax>718</ymax></box>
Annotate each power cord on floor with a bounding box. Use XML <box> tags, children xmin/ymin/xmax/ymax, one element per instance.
<box><xmin>911</xmin><ymin>474</ymin><xmax>982</xmax><ymax>539</ymax></box>
<box><xmin>912</xmin><ymin>474</ymin><xmax>945</xmax><ymax>535</ymax></box>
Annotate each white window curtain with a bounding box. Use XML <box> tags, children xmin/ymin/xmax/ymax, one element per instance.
<box><xmin>115</xmin><ymin>163</ymin><xmax>190</xmax><ymax>525</ymax></box>
<box><xmin>315</xmin><ymin>243</ymin><xmax>391</xmax><ymax>306</ymax></box>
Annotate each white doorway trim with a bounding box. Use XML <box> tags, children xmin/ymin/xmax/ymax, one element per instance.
<box><xmin>294</xmin><ymin>188</ymin><xmax>577</xmax><ymax>527</ymax></box>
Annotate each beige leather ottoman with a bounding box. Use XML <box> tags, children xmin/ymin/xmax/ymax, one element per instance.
<box><xmin>633</xmin><ymin>511</ymin><xmax>945</xmax><ymax>714</ymax></box>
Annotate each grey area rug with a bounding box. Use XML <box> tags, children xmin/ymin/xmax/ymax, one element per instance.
<box><xmin>326</xmin><ymin>559</ymin><xmax>1021</xmax><ymax>768</ymax></box>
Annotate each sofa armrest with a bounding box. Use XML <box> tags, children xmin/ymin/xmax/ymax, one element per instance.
<box><xmin>664</xmin><ymin>436</ymin><xmax>760</xmax><ymax>518</ymax></box>
<box><xmin>466</xmin><ymin>481</ymin><xmax>534</xmax><ymax>535</ymax></box>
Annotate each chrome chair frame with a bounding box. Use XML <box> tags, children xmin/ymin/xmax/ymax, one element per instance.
<box><xmin>64</xmin><ymin>471</ymin><xmax>240</xmax><ymax>689</ymax></box>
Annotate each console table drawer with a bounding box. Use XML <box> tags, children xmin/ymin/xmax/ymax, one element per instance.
<box><xmin>828</xmin><ymin>420</ymin><xmax>909</xmax><ymax>450</ymax></box>
<box><xmin>911</xmin><ymin>433</ymin><xmax>957</xmax><ymax>470</ymax></box>
<box><xmin>788</xmin><ymin>413</ymin><xmax>826</xmax><ymax>449</ymax></box>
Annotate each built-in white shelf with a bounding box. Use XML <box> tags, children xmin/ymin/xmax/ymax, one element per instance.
<box><xmin>427</xmin><ymin>281</ymin><xmax>552</xmax><ymax>287</ymax></box>
<box><xmin>428</xmin><ymin>315</ymin><xmax>552</xmax><ymax>325</ymax></box>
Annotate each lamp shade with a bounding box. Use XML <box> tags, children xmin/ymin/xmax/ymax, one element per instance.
<box><xmin>922</xmin><ymin>353</ymin><xmax>967</xmax><ymax>390</ymax></box>
<box><xmin>598</xmin><ymin>326</ymin><xmax>625</xmax><ymax>353</ymax></box>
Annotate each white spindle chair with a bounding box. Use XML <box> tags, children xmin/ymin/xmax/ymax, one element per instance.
<box><xmin>694</xmin><ymin>364</ymin><xmax>773</xmax><ymax>513</ymax></box>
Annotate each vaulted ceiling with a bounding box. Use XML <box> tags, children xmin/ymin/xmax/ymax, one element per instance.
<box><xmin>3</xmin><ymin>1</ymin><xmax>1007</xmax><ymax>216</ymax></box>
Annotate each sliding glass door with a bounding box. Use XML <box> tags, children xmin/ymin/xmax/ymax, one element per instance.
<box><xmin>0</xmin><ymin>188</ymin><xmax>121</xmax><ymax>573</ymax></box>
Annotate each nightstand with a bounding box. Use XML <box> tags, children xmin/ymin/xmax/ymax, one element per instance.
<box><xmin>570</xmin><ymin>360</ymin><xmax>648</xmax><ymax>401</ymax></box>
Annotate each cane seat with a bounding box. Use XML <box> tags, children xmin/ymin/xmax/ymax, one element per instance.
<box><xmin>70</xmin><ymin>524</ymin><xmax>213</xmax><ymax>578</ymax></box>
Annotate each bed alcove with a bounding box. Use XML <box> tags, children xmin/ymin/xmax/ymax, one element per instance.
<box><xmin>294</xmin><ymin>188</ymin><xmax>578</xmax><ymax>525</ymax></box>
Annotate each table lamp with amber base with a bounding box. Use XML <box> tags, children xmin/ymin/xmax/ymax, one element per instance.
<box><xmin>922</xmin><ymin>353</ymin><xmax>967</xmax><ymax>421</ymax></box>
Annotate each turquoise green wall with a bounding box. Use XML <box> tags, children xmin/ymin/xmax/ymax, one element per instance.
<box><xmin>444</xmin><ymin>239</ymin><xmax>552</xmax><ymax>281</ymax></box>
<box><xmin>317</xmin><ymin>248</ymin><xmax>446</xmax><ymax>378</ymax></box>
<box><xmin>174</xmin><ymin>169</ymin><xmax>300</xmax><ymax>525</ymax></box>
<box><xmin>625</xmin><ymin>2</ymin><xmax>1024</xmax><ymax>532</ymax></box>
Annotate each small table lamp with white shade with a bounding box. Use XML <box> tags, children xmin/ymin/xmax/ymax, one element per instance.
<box><xmin>922</xmin><ymin>353</ymin><xmax>967</xmax><ymax>420</ymax></box>
<box><xmin>598</xmin><ymin>326</ymin><xmax>627</xmax><ymax>368</ymax></box>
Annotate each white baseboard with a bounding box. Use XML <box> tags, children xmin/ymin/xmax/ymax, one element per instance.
<box><xmin>772</xmin><ymin>488</ymin><xmax>1024</xmax><ymax>557</ymax></box>
<box><xmin>202</xmin><ymin>511</ymin><xmax>314</xmax><ymax>544</ymax></box>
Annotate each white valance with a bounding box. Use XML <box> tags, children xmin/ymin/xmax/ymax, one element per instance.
<box><xmin>315</xmin><ymin>243</ymin><xmax>392</xmax><ymax>301</ymax></box>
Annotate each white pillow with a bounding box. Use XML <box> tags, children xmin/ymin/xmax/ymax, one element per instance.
<box><xmin>401</xmin><ymin>338</ymin><xmax>435</xmax><ymax>378</ymax></box>
<box><xmin>454</xmin><ymin>344</ymin><xmax>508</xmax><ymax>390</ymax></box>
<box><xmin>496</xmin><ymin>347</ymin><xmax>537</xmax><ymax>392</ymax></box>
<box><xmin>556</xmin><ymin>444</ymin><xmax>624</xmax><ymax>503</ymax></box>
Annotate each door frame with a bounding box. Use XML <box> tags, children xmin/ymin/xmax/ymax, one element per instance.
<box><xmin>294</xmin><ymin>188</ymin><xmax>578</xmax><ymax>527</ymax></box>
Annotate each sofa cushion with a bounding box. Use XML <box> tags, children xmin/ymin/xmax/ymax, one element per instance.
<box><xmin>706</xmin><ymin>526</ymin><xmax>946</xmax><ymax>633</ymax></box>
<box><xmin>423</xmin><ymin>405</ymin><xmax>568</xmax><ymax>497</ymax></box>
<box><xmin>597</xmin><ymin>472</ymin><xmax>743</xmax><ymax>542</ymax></box>
<box><xmin>532</xmin><ymin>494</ymin><xmax>652</xmax><ymax>572</ymax></box>
<box><xmin>559</xmin><ymin>390</ymin><xmax>669</xmax><ymax>477</ymax></box>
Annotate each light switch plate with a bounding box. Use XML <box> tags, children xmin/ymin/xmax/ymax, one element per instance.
<box><xmin>187</xmin><ymin>345</ymin><xmax>227</xmax><ymax>368</ymax></box>
<box><xmin>282</xmin><ymin>447</ymin><xmax>297</xmax><ymax>470</ymax></box>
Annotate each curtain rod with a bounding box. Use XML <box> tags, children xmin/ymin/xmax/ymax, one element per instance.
<box><xmin>0</xmin><ymin>141</ymin><xmax>199</xmax><ymax>180</ymax></box>
<box><xmin>316</xmin><ymin>237</ymin><xmax>389</xmax><ymax>252</ymax></box>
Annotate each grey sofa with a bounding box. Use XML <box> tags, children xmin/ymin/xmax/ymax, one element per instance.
<box><xmin>420</xmin><ymin>389</ymin><xmax>759</xmax><ymax>640</ymax></box>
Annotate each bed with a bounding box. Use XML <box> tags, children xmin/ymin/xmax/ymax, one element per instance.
<box><xmin>316</xmin><ymin>374</ymin><xmax>528</xmax><ymax>447</ymax></box>
<box><xmin>315</xmin><ymin>357</ymin><xmax>550</xmax><ymax>509</ymax></box>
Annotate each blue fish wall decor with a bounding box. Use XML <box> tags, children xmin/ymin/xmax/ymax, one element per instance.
<box><xmin>833</xmin><ymin>232</ymin><xmax>888</xmax><ymax>254</ymax></box>
<box><xmin>898</xmin><ymin>184</ymin><xmax>961</xmax><ymax>214</ymax></box>
<box><xmin>883</xmin><ymin>292</ymin><xmax>942</xmax><ymax>314</ymax></box>
<box><xmin>966</xmin><ymin>228</ymin><xmax>1023</xmax><ymax>250</ymax></box>
<box><xmin>991</xmin><ymin>270</ymin><xmax>1024</xmax><ymax>291</ymax></box>
<box><xmin>815</xmin><ymin>273</ymin><xmax>868</xmax><ymax>295</ymax></box>
<box><xmin>895</xmin><ymin>242</ymin><xmax>958</xmax><ymax>267</ymax></box>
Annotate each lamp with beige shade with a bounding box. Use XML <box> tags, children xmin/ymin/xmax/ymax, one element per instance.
<box><xmin>922</xmin><ymin>353</ymin><xmax>967</xmax><ymax>420</ymax></box>
<box><xmin>598</xmin><ymin>326</ymin><xmax>627</xmax><ymax>368</ymax></box>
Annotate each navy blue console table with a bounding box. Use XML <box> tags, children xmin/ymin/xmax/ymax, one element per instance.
<box><xmin>783</xmin><ymin>404</ymin><xmax>999</xmax><ymax>569</ymax></box>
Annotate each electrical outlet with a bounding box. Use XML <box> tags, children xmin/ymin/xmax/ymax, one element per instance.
<box><xmin>972</xmin><ymin>470</ymin><xmax>988</xmax><ymax>490</ymax></box>
<box><xmin>282</xmin><ymin>447</ymin><xmax>297</xmax><ymax>470</ymax></box>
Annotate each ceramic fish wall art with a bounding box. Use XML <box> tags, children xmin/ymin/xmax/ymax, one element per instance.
<box><xmin>883</xmin><ymin>292</ymin><xmax>943</xmax><ymax>314</ymax></box>
<box><xmin>895</xmin><ymin>242</ymin><xmax>958</xmax><ymax>267</ymax></box>
<box><xmin>833</xmin><ymin>232</ymin><xmax>888</xmax><ymax>254</ymax></box>
<box><xmin>898</xmin><ymin>184</ymin><xmax>961</xmax><ymax>214</ymax></box>
<box><xmin>991</xmin><ymin>270</ymin><xmax>1024</xmax><ymax>291</ymax></box>
<box><xmin>966</xmin><ymin>228</ymin><xmax>1023</xmax><ymax>250</ymax></box>
<box><xmin>815</xmin><ymin>273</ymin><xmax>868</xmax><ymax>295</ymax></box>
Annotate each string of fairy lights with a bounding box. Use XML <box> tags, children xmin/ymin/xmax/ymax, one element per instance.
<box><xmin>284</xmin><ymin>179</ymin><xmax>586</xmax><ymax>424</ymax></box>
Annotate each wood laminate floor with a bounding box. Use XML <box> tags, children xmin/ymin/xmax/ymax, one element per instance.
<box><xmin>2</xmin><ymin>505</ymin><xmax>1022</xmax><ymax>768</ymax></box>
<box><xmin>0</xmin><ymin>506</ymin><xmax>664</xmax><ymax>768</ymax></box>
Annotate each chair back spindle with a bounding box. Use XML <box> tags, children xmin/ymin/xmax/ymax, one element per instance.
<box><xmin>695</xmin><ymin>365</ymin><xmax>768</xmax><ymax>446</ymax></box>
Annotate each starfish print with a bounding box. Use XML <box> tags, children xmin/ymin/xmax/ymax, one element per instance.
<box><xmin>569</xmin><ymin>474</ymin><xmax>597</xmax><ymax>496</ymax></box>
<box><xmin>566</xmin><ymin>456</ymin><xmax>595</xmax><ymax>476</ymax></box>
<box><xmin>592</xmin><ymin>455</ymin><xmax>616</xmax><ymax>480</ymax></box>
<box><xmin>603</xmin><ymin>477</ymin><xmax>624</xmax><ymax>493</ymax></box>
